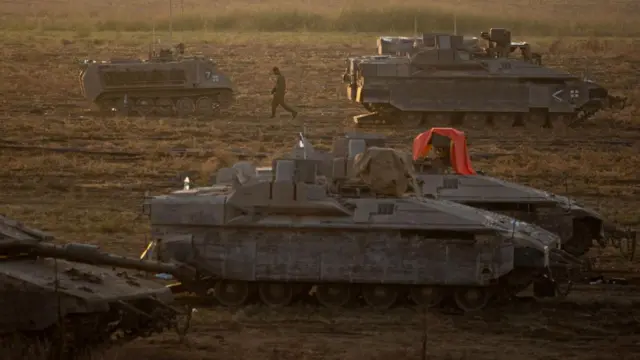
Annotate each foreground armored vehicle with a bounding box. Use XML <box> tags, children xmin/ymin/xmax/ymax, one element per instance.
<box><xmin>79</xmin><ymin>43</ymin><xmax>235</xmax><ymax>117</ymax></box>
<box><xmin>143</xmin><ymin>143</ymin><xmax>581</xmax><ymax>312</ymax></box>
<box><xmin>271</xmin><ymin>129</ymin><xmax>635</xmax><ymax>258</ymax></box>
<box><xmin>0</xmin><ymin>215</ymin><xmax>195</xmax><ymax>357</ymax></box>
<box><xmin>343</xmin><ymin>28</ymin><xmax>625</xmax><ymax>128</ymax></box>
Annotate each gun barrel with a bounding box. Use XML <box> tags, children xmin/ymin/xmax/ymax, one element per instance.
<box><xmin>31</xmin><ymin>242</ymin><xmax>196</xmax><ymax>280</ymax></box>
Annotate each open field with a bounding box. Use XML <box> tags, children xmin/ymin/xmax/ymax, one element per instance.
<box><xmin>3</xmin><ymin>0</ymin><xmax>640</xmax><ymax>36</ymax></box>
<box><xmin>2</xmin><ymin>0</ymin><xmax>640</xmax><ymax>359</ymax></box>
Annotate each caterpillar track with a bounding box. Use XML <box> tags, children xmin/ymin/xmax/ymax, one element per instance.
<box><xmin>350</xmin><ymin>102</ymin><xmax>625</xmax><ymax>129</ymax></box>
<box><xmin>166</xmin><ymin>265</ymin><xmax>577</xmax><ymax>313</ymax></box>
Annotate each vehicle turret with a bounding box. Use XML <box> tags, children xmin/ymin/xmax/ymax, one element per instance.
<box><xmin>0</xmin><ymin>214</ymin><xmax>190</xmax><ymax>356</ymax></box>
<box><xmin>346</xmin><ymin>28</ymin><xmax>625</xmax><ymax>128</ymax></box>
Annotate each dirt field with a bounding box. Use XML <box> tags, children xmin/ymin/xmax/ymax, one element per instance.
<box><xmin>2</xmin><ymin>0</ymin><xmax>640</xmax><ymax>358</ymax></box>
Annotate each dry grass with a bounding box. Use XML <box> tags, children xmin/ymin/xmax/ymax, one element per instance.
<box><xmin>1</xmin><ymin>0</ymin><xmax>640</xmax><ymax>359</ymax></box>
<box><xmin>2</xmin><ymin>0</ymin><xmax>640</xmax><ymax>35</ymax></box>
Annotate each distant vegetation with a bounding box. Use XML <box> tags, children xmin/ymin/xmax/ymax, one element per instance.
<box><xmin>1</xmin><ymin>0</ymin><xmax>639</xmax><ymax>36</ymax></box>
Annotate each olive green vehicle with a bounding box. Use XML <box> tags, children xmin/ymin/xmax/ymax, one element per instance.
<box><xmin>79</xmin><ymin>43</ymin><xmax>235</xmax><ymax>117</ymax></box>
<box><xmin>141</xmin><ymin>141</ymin><xmax>582</xmax><ymax>312</ymax></box>
<box><xmin>342</xmin><ymin>28</ymin><xmax>626</xmax><ymax>128</ymax></box>
<box><xmin>0</xmin><ymin>214</ymin><xmax>196</xmax><ymax>358</ymax></box>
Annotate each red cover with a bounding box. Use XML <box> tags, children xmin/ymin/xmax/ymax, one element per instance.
<box><xmin>412</xmin><ymin>128</ymin><xmax>477</xmax><ymax>175</ymax></box>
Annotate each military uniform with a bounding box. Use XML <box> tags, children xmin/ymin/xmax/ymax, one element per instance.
<box><xmin>271</xmin><ymin>67</ymin><xmax>297</xmax><ymax>119</ymax></box>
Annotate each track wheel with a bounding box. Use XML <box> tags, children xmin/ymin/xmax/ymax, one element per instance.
<box><xmin>463</xmin><ymin>113</ymin><xmax>487</xmax><ymax>128</ymax></box>
<box><xmin>450</xmin><ymin>113</ymin><xmax>464</xmax><ymax>126</ymax></box>
<box><xmin>425</xmin><ymin>112</ymin><xmax>450</xmax><ymax>126</ymax></box>
<box><xmin>528</xmin><ymin>111</ymin><xmax>548</xmax><ymax>128</ymax></box>
<box><xmin>96</xmin><ymin>99</ymin><xmax>117</xmax><ymax>114</ymax></box>
<box><xmin>135</xmin><ymin>98</ymin><xmax>155</xmax><ymax>117</ymax></box>
<box><xmin>400</xmin><ymin>112</ymin><xmax>423</xmax><ymax>127</ymax></box>
<box><xmin>195</xmin><ymin>96</ymin><xmax>216</xmax><ymax>116</ymax></box>
<box><xmin>491</xmin><ymin>113</ymin><xmax>512</xmax><ymax>128</ymax></box>
<box><xmin>214</xmin><ymin>280</ymin><xmax>253</xmax><ymax>307</ymax></box>
<box><xmin>175</xmin><ymin>97</ymin><xmax>196</xmax><ymax>117</ymax></box>
<box><xmin>453</xmin><ymin>287</ymin><xmax>492</xmax><ymax>312</ymax></box>
<box><xmin>361</xmin><ymin>285</ymin><xmax>399</xmax><ymax>310</ymax></box>
<box><xmin>216</xmin><ymin>90</ymin><xmax>234</xmax><ymax>111</ymax></box>
<box><xmin>409</xmin><ymin>286</ymin><xmax>445</xmax><ymax>308</ymax></box>
<box><xmin>155</xmin><ymin>98</ymin><xmax>174</xmax><ymax>116</ymax></box>
<box><xmin>315</xmin><ymin>284</ymin><xmax>354</xmax><ymax>309</ymax></box>
<box><xmin>258</xmin><ymin>282</ymin><xmax>294</xmax><ymax>308</ymax></box>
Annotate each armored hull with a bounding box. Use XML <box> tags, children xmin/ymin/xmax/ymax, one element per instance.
<box><xmin>0</xmin><ymin>215</ymin><xmax>185</xmax><ymax>357</ymax></box>
<box><xmin>80</xmin><ymin>51</ymin><xmax>235</xmax><ymax>117</ymax></box>
<box><xmin>416</xmin><ymin>172</ymin><xmax>607</xmax><ymax>257</ymax></box>
<box><xmin>343</xmin><ymin>29</ymin><xmax>625</xmax><ymax>128</ymax></box>
<box><xmin>258</xmin><ymin>130</ymin><xmax>628</xmax><ymax>258</ymax></box>
<box><xmin>144</xmin><ymin>149</ymin><xmax>579</xmax><ymax>312</ymax></box>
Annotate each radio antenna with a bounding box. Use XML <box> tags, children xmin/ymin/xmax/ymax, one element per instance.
<box><xmin>453</xmin><ymin>14</ymin><xmax>457</xmax><ymax>35</ymax></box>
<box><xmin>169</xmin><ymin>0</ymin><xmax>173</xmax><ymax>44</ymax></box>
<box><xmin>150</xmin><ymin>20</ymin><xmax>156</xmax><ymax>59</ymax></box>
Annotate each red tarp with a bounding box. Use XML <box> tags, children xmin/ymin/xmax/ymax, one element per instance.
<box><xmin>412</xmin><ymin>128</ymin><xmax>477</xmax><ymax>175</ymax></box>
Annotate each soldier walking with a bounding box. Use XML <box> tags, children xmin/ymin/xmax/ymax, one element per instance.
<box><xmin>270</xmin><ymin>66</ymin><xmax>298</xmax><ymax>119</ymax></box>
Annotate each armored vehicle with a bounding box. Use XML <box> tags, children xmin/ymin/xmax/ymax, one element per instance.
<box><xmin>0</xmin><ymin>214</ymin><xmax>195</xmax><ymax>357</ymax></box>
<box><xmin>268</xmin><ymin>129</ymin><xmax>635</xmax><ymax>258</ymax></box>
<box><xmin>343</xmin><ymin>28</ymin><xmax>625</xmax><ymax>128</ymax></box>
<box><xmin>411</xmin><ymin>127</ymin><xmax>638</xmax><ymax>257</ymax></box>
<box><xmin>142</xmin><ymin>143</ymin><xmax>581</xmax><ymax>312</ymax></box>
<box><xmin>79</xmin><ymin>43</ymin><xmax>235</xmax><ymax>117</ymax></box>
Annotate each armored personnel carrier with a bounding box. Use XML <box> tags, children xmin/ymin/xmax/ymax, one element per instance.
<box><xmin>0</xmin><ymin>214</ymin><xmax>195</xmax><ymax>357</ymax></box>
<box><xmin>267</xmin><ymin>130</ymin><xmax>635</xmax><ymax>259</ymax></box>
<box><xmin>79</xmin><ymin>43</ymin><xmax>235</xmax><ymax>117</ymax></box>
<box><xmin>142</xmin><ymin>143</ymin><xmax>581</xmax><ymax>312</ymax></box>
<box><xmin>342</xmin><ymin>28</ymin><xmax>625</xmax><ymax>128</ymax></box>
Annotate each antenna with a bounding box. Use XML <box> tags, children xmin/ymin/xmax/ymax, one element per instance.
<box><xmin>180</xmin><ymin>0</ymin><xmax>185</xmax><ymax>43</ymax></box>
<box><xmin>169</xmin><ymin>0</ymin><xmax>173</xmax><ymax>44</ymax></box>
<box><xmin>583</xmin><ymin>63</ymin><xmax>591</xmax><ymax>82</ymax></box>
<box><xmin>151</xmin><ymin>20</ymin><xmax>156</xmax><ymax>58</ymax></box>
<box><xmin>453</xmin><ymin>14</ymin><xmax>457</xmax><ymax>35</ymax></box>
<box><xmin>413</xmin><ymin>16</ymin><xmax>418</xmax><ymax>39</ymax></box>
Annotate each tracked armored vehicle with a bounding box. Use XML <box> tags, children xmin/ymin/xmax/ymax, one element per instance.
<box><xmin>79</xmin><ymin>43</ymin><xmax>235</xmax><ymax>117</ymax></box>
<box><xmin>142</xmin><ymin>144</ymin><xmax>581</xmax><ymax>312</ymax></box>
<box><xmin>0</xmin><ymin>215</ymin><xmax>195</xmax><ymax>357</ymax></box>
<box><xmin>269</xmin><ymin>130</ymin><xmax>635</xmax><ymax>259</ymax></box>
<box><xmin>343</xmin><ymin>28</ymin><xmax>625</xmax><ymax>128</ymax></box>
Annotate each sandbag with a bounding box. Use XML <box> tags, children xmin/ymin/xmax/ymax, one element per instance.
<box><xmin>353</xmin><ymin>147</ymin><xmax>414</xmax><ymax>196</ymax></box>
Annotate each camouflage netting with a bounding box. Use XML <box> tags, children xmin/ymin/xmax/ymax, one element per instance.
<box><xmin>353</xmin><ymin>147</ymin><xmax>415</xmax><ymax>196</ymax></box>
